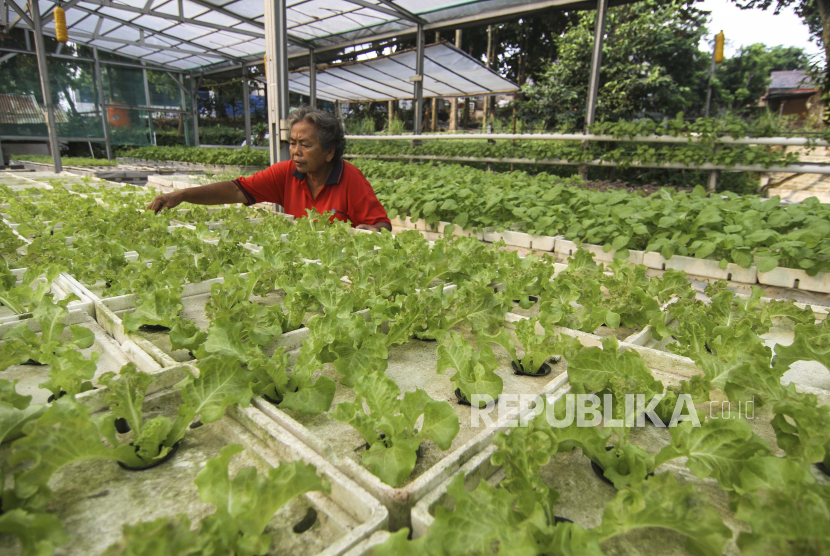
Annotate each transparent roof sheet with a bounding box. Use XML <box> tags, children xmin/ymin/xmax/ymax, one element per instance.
<box><xmin>13</xmin><ymin>0</ymin><xmax>584</xmax><ymax>71</ymax></box>
<box><xmin>288</xmin><ymin>42</ymin><xmax>516</xmax><ymax>101</ymax></box>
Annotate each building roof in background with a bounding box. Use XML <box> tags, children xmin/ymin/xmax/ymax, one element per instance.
<box><xmin>0</xmin><ymin>93</ymin><xmax>68</xmax><ymax>124</ymax></box>
<box><xmin>764</xmin><ymin>70</ymin><xmax>820</xmax><ymax>100</ymax></box>
<box><xmin>769</xmin><ymin>70</ymin><xmax>818</xmax><ymax>91</ymax></box>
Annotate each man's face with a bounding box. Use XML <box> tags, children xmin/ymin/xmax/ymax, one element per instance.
<box><xmin>289</xmin><ymin>120</ymin><xmax>334</xmax><ymax>174</ymax></box>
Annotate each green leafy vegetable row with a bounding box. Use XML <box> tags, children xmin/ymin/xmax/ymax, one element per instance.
<box><xmin>357</xmin><ymin>160</ymin><xmax>830</xmax><ymax>274</ymax></box>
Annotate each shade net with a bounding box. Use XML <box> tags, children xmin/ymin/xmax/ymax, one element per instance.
<box><xmin>0</xmin><ymin>53</ymin><xmax>104</xmax><ymax>139</ymax></box>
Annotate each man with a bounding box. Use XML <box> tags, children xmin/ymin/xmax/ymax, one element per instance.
<box><xmin>146</xmin><ymin>106</ymin><xmax>392</xmax><ymax>232</ymax></box>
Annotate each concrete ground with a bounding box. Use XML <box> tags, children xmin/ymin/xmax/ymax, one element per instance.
<box><xmin>766</xmin><ymin>146</ymin><xmax>830</xmax><ymax>202</ymax></box>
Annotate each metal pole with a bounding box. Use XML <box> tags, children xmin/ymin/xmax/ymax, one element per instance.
<box><xmin>264</xmin><ymin>0</ymin><xmax>290</xmax><ymax>164</ymax></box>
<box><xmin>484</xmin><ymin>25</ymin><xmax>492</xmax><ymax>125</ymax></box>
<box><xmin>142</xmin><ymin>62</ymin><xmax>155</xmax><ymax>145</ymax></box>
<box><xmin>704</xmin><ymin>44</ymin><xmax>717</xmax><ymax>117</ymax></box>
<box><xmin>191</xmin><ymin>75</ymin><xmax>200</xmax><ymax>146</ymax></box>
<box><xmin>308</xmin><ymin>47</ymin><xmax>316</xmax><ymax>108</ymax></box>
<box><xmin>179</xmin><ymin>78</ymin><xmax>190</xmax><ymax>146</ymax></box>
<box><xmin>93</xmin><ymin>47</ymin><xmax>112</xmax><ymax>160</ymax></box>
<box><xmin>582</xmin><ymin>0</ymin><xmax>608</xmax><ymax>180</ymax></box>
<box><xmin>29</xmin><ymin>0</ymin><xmax>61</xmax><ymax>173</ymax></box>
<box><xmin>242</xmin><ymin>65</ymin><xmax>251</xmax><ymax>146</ymax></box>
<box><xmin>584</xmin><ymin>0</ymin><xmax>608</xmax><ymax>130</ymax></box>
<box><xmin>449</xmin><ymin>29</ymin><xmax>461</xmax><ymax>132</ymax></box>
<box><xmin>413</xmin><ymin>23</ymin><xmax>425</xmax><ymax>137</ymax></box>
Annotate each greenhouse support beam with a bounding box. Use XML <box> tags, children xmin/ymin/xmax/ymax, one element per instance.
<box><xmin>6</xmin><ymin>0</ymin><xmax>31</xmax><ymax>28</ymax></box>
<box><xmin>449</xmin><ymin>29</ymin><xmax>462</xmax><ymax>132</ymax></box>
<box><xmin>309</xmin><ymin>48</ymin><xmax>317</xmax><ymax>108</ymax></box>
<box><xmin>185</xmin><ymin>0</ymin><xmax>311</xmax><ymax>48</ymax></box>
<box><xmin>42</xmin><ymin>0</ymin><xmax>82</xmax><ymax>25</ymax></box>
<box><xmin>344</xmin><ymin>132</ymin><xmax>830</xmax><ymax>148</ymax></box>
<box><xmin>142</xmin><ymin>62</ymin><xmax>156</xmax><ymax>146</ymax></box>
<box><xmin>584</xmin><ymin>0</ymin><xmax>608</xmax><ymax>130</ymax></box>
<box><xmin>242</xmin><ymin>66</ymin><xmax>251</xmax><ymax>145</ymax></box>
<box><xmin>180</xmin><ymin>82</ymin><xmax>190</xmax><ymax>147</ymax></box>
<box><xmin>0</xmin><ymin>135</ymin><xmax>107</xmax><ymax>141</ymax></box>
<box><xmin>412</xmin><ymin>24</ymin><xmax>425</xmax><ymax>138</ymax></box>
<box><xmin>60</xmin><ymin>3</ymin><xmax>237</xmax><ymax>62</ymax></box>
<box><xmin>28</xmin><ymin>0</ymin><xmax>61</xmax><ymax>173</ymax></box>
<box><xmin>342</xmin><ymin>0</ymin><xmax>410</xmax><ymax>21</ymax></box>
<box><xmin>43</xmin><ymin>0</ymin><xmax>264</xmax><ymax>38</ymax></box>
<box><xmin>0</xmin><ymin>46</ymin><xmax>184</xmax><ymax>72</ymax></box>
<box><xmin>265</xmin><ymin>0</ymin><xmax>290</xmax><ymax>164</ymax></box>
<box><xmin>93</xmin><ymin>47</ymin><xmax>113</xmax><ymax>160</ymax></box>
<box><xmin>375</xmin><ymin>0</ymin><xmax>426</xmax><ymax>24</ymax></box>
<box><xmin>342</xmin><ymin>153</ymin><xmax>830</xmax><ymax>175</ymax></box>
<box><xmin>190</xmin><ymin>76</ymin><xmax>200</xmax><ymax>147</ymax></box>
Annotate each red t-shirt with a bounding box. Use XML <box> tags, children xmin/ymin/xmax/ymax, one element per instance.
<box><xmin>233</xmin><ymin>159</ymin><xmax>390</xmax><ymax>227</ymax></box>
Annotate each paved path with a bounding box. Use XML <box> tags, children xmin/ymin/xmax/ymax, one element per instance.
<box><xmin>767</xmin><ymin>146</ymin><xmax>830</xmax><ymax>202</ymax></box>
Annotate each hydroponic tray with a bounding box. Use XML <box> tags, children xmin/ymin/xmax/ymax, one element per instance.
<box><xmin>255</xmin><ymin>321</ymin><xmax>571</xmax><ymax>531</ymax></box>
<box><xmin>0</xmin><ymin>390</ymin><xmax>388</xmax><ymax>556</ymax></box>
<box><xmin>409</xmin><ymin>374</ymin><xmax>827</xmax><ymax>555</ymax></box>
<box><xmin>0</xmin><ymin>309</ymin><xmax>149</xmax><ymax>406</ymax></box>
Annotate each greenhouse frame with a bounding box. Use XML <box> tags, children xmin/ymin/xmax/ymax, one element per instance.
<box><xmin>0</xmin><ymin>0</ymin><xmax>620</xmax><ymax>171</ymax></box>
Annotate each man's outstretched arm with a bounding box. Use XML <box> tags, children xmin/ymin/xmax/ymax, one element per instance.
<box><xmin>356</xmin><ymin>221</ymin><xmax>392</xmax><ymax>232</ymax></box>
<box><xmin>146</xmin><ymin>181</ymin><xmax>249</xmax><ymax>214</ymax></box>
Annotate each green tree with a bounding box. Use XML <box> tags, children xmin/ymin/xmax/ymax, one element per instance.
<box><xmin>519</xmin><ymin>0</ymin><xmax>710</xmax><ymax>130</ymax></box>
<box><xmin>712</xmin><ymin>44</ymin><xmax>809</xmax><ymax>114</ymax></box>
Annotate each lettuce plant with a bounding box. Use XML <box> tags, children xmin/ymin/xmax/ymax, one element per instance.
<box><xmin>122</xmin><ymin>288</ymin><xmax>184</xmax><ymax>332</ymax></box>
<box><xmin>0</xmin><ymin>264</ymin><xmax>55</xmax><ymax>315</ymax></box>
<box><xmin>436</xmin><ymin>331</ymin><xmax>503</xmax><ymax>407</ymax></box>
<box><xmin>0</xmin><ymin>379</ymin><xmax>45</xmax><ymax>446</ymax></box>
<box><xmin>495</xmin><ymin>251</ymin><xmax>556</xmax><ymax>309</ymax></box>
<box><xmin>0</xmin><ymin>296</ymin><xmax>95</xmax><ymax>369</ymax></box>
<box><xmin>479</xmin><ymin>317</ymin><xmax>580</xmax><ymax>376</ymax></box>
<box><xmin>331</xmin><ymin>373</ymin><xmax>459</xmax><ymax>487</ymax></box>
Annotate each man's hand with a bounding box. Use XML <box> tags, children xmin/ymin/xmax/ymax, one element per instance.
<box><xmin>146</xmin><ymin>191</ymin><xmax>183</xmax><ymax>214</ymax></box>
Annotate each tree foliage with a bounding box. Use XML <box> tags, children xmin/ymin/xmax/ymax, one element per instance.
<box><xmin>519</xmin><ymin>0</ymin><xmax>710</xmax><ymax>130</ymax></box>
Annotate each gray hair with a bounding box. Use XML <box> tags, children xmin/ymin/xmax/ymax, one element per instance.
<box><xmin>286</xmin><ymin>105</ymin><xmax>346</xmax><ymax>161</ymax></box>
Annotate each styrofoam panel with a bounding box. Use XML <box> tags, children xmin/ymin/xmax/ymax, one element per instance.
<box><xmin>759</xmin><ymin>267</ymin><xmax>830</xmax><ymax>294</ymax></box>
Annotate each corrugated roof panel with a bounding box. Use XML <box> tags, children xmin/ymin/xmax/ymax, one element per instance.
<box><xmin>288</xmin><ymin>42</ymin><xmax>517</xmax><ymax>101</ymax></box>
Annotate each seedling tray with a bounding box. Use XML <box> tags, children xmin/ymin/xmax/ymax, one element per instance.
<box><xmin>0</xmin><ymin>389</ymin><xmax>387</xmax><ymax>556</ymax></box>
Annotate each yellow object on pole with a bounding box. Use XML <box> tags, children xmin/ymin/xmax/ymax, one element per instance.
<box><xmin>264</xmin><ymin>55</ymin><xmax>267</xmax><ymax>78</ymax></box>
<box><xmin>714</xmin><ymin>31</ymin><xmax>725</xmax><ymax>63</ymax></box>
<box><xmin>54</xmin><ymin>6</ymin><xmax>68</xmax><ymax>43</ymax></box>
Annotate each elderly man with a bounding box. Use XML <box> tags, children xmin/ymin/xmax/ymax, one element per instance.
<box><xmin>147</xmin><ymin>106</ymin><xmax>392</xmax><ymax>232</ymax></box>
